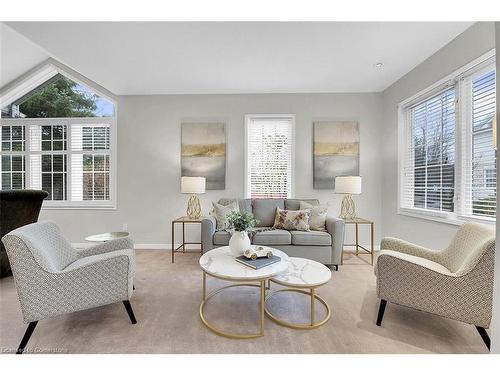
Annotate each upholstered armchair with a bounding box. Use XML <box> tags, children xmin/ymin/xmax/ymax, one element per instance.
<box><xmin>1</xmin><ymin>221</ymin><xmax>137</xmax><ymax>354</ymax></box>
<box><xmin>375</xmin><ymin>223</ymin><xmax>495</xmax><ymax>350</ymax></box>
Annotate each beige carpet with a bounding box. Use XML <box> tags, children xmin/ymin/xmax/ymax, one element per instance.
<box><xmin>0</xmin><ymin>249</ymin><xmax>489</xmax><ymax>354</ymax></box>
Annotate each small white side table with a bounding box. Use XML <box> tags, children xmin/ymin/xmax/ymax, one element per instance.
<box><xmin>85</xmin><ymin>232</ymin><xmax>129</xmax><ymax>242</ymax></box>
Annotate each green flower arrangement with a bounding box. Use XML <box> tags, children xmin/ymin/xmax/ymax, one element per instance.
<box><xmin>226</xmin><ymin>211</ymin><xmax>258</xmax><ymax>232</ymax></box>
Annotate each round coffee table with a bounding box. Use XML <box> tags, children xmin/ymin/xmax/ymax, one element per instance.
<box><xmin>85</xmin><ymin>232</ymin><xmax>129</xmax><ymax>242</ymax></box>
<box><xmin>265</xmin><ymin>257</ymin><xmax>332</xmax><ymax>329</ymax></box>
<box><xmin>199</xmin><ymin>246</ymin><xmax>290</xmax><ymax>339</ymax></box>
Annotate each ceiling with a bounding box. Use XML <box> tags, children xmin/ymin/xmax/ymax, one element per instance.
<box><xmin>0</xmin><ymin>23</ymin><xmax>49</xmax><ymax>87</ymax></box>
<box><xmin>3</xmin><ymin>22</ymin><xmax>473</xmax><ymax>95</ymax></box>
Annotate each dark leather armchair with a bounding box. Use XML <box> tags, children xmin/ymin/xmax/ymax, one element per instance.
<box><xmin>0</xmin><ymin>189</ymin><xmax>48</xmax><ymax>278</ymax></box>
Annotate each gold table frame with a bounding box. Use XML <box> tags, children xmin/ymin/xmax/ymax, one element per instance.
<box><xmin>171</xmin><ymin>216</ymin><xmax>205</xmax><ymax>263</ymax></box>
<box><xmin>342</xmin><ymin>217</ymin><xmax>374</xmax><ymax>265</ymax></box>
<box><xmin>199</xmin><ymin>271</ymin><xmax>267</xmax><ymax>339</ymax></box>
<box><xmin>264</xmin><ymin>279</ymin><xmax>331</xmax><ymax>329</ymax></box>
<box><xmin>199</xmin><ymin>272</ymin><xmax>332</xmax><ymax>338</ymax></box>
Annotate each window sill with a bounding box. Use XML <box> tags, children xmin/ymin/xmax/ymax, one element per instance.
<box><xmin>398</xmin><ymin>208</ymin><xmax>495</xmax><ymax>227</ymax></box>
<box><xmin>42</xmin><ymin>202</ymin><xmax>116</xmax><ymax>210</ymax></box>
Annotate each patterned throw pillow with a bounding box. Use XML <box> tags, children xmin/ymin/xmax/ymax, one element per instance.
<box><xmin>273</xmin><ymin>207</ymin><xmax>311</xmax><ymax>231</ymax></box>
<box><xmin>212</xmin><ymin>200</ymin><xmax>240</xmax><ymax>230</ymax></box>
<box><xmin>300</xmin><ymin>201</ymin><xmax>328</xmax><ymax>231</ymax></box>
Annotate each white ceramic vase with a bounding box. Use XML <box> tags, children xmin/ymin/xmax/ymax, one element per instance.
<box><xmin>229</xmin><ymin>230</ymin><xmax>251</xmax><ymax>256</ymax></box>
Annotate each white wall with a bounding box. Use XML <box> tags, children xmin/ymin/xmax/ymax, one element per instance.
<box><xmin>380</xmin><ymin>22</ymin><xmax>496</xmax><ymax>248</ymax></box>
<box><xmin>39</xmin><ymin>93</ymin><xmax>383</xmax><ymax>247</ymax></box>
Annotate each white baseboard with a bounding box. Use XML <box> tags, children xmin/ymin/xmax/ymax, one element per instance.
<box><xmin>72</xmin><ymin>243</ymin><xmax>179</xmax><ymax>250</ymax></box>
<box><xmin>73</xmin><ymin>243</ymin><xmax>380</xmax><ymax>251</ymax></box>
<box><xmin>135</xmin><ymin>244</ymin><xmax>170</xmax><ymax>250</ymax></box>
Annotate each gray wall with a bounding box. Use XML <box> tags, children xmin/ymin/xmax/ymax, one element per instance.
<box><xmin>380</xmin><ymin>22</ymin><xmax>496</xmax><ymax>248</ymax></box>
<box><xmin>39</xmin><ymin>93</ymin><xmax>383</xmax><ymax>247</ymax></box>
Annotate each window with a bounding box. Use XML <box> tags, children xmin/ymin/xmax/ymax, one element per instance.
<box><xmin>1</xmin><ymin>124</ymin><xmax>25</xmax><ymax>189</ymax></box>
<box><xmin>402</xmin><ymin>88</ymin><xmax>456</xmax><ymax>213</ymax></box>
<box><xmin>399</xmin><ymin>53</ymin><xmax>496</xmax><ymax>223</ymax></box>
<box><xmin>0</xmin><ymin>64</ymin><xmax>116</xmax><ymax>208</ymax></box>
<box><xmin>245</xmin><ymin>115</ymin><xmax>294</xmax><ymax>199</ymax></box>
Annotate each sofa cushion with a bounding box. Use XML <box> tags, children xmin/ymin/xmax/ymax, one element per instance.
<box><xmin>285</xmin><ymin>199</ymin><xmax>319</xmax><ymax>210</ymax></box>
<box><xmin>252</xmin><ymin>229</ymin><xmax>291</xmax><ymax>245</ymax></box>
<box><xmin>252</xmin><ymin>199</ymin><xmax>284</xmax><ymax>227</ymax></box>
<box><xmin>213</xmin><ymin>230</ymin><xmax>231</xmax><ymax>245</ymax></box>
<box><xmin>290</xmin><ymin>230</ymin><xmax>332</xmax><ymax>246</ymax></box>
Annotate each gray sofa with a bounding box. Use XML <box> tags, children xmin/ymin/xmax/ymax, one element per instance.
<box><xmin>201</xmin><ymin>198</ymin><xmax>345</xmax><ymax>269</ymax></box>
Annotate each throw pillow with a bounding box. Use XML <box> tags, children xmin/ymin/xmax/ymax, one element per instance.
<box><xmin>273</xmin><ymin>207</ymin><xmax>311</xmax><ymax>231</ymax></box>
<box><xmin>212</xmin><ymin>200</ymin><xmax>239</xmax><ymax>230</ymax></box>
<box><xmin>300</xmin><ymin>201</ymin><xmax>328</xmax><ymax>231</ymax></box>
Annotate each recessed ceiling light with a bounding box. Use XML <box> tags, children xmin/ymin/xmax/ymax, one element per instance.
<box><xmin>374</xmin><ymin>62</ymin><xmax>384</xmax><ymax>68</ymax></box>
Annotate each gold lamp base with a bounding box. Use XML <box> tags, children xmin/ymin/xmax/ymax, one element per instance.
<box><xmin>186</xmin><ymin>194</ymin><xmax>202</xmax><ymax>219</ymax></box>
<box><xmin>340</xmin><ymin>194</ymin><xmax>356</xmax><ymax>220</ymax></box>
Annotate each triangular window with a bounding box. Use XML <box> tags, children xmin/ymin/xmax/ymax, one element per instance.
<box><xmin>1</xmin><ymin>73</ymin><xmax>114</xmax><ymax>118</ymax></box>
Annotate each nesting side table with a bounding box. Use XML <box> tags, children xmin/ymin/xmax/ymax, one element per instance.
<box><xmin>171</xmin><ymin>216</ymin><xmax>205</xmax><ymax>263</ymax></box>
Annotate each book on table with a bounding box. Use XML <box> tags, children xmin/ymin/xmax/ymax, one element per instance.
<box><xmin>235</xmin><ymin>255</ymin><xmax>281</xmax><ymax>270</ymax></box>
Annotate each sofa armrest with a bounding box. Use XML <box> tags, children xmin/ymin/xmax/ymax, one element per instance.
<box><xmin>380</xmin><ymin>237</ymin><xmax>440</xmax><ymax>263</ymax></box>
<box><xmin>201</xmin><ymin>216</ymin><xmax>217</xmax><ymax>252</ymax></box>
<box><xmin>325</xmin><ymin>216</ymin><xmax>345</xmax><ymax>265</ymax></box>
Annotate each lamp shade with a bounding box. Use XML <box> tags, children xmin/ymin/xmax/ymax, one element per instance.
<box><xmin>335</xmin><ymin>176</ymin><xmax>362</xmax><ymax>194</ymax></box>
<box><xmin>181</xmin><ymin>176</ymin><xmax>206</xmax><ymax>194</ymax></box>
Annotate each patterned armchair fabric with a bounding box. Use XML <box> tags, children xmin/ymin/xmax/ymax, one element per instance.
<box><xmin>376</xmin><ymin>223</ymin><xmax>495</xmax><ymax>328</ymax></box>
<box><xmin>2</xmin><ymin>221</ymin><xmax>135</xmax><ymax>323</ymax></box>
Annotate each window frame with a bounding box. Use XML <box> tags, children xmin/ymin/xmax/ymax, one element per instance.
<box><xmin>0</xmin><ymin>117</ymin><xmax>117</xmax><ymax>209</ymax></box>
<box><xmin>244</xmin><ymin>114</ymin><xmax>295</xmax><ymax>199</ymax></box>
<box><xmin>398</xmin><ymin>50</ymin><xmax>496</xmax><ymax>226</ymax></box>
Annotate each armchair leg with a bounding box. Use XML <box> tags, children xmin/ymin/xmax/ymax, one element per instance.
<box><xmin>123</xmin><ymin>300</ymin><xmax>137</xmax><ymax>324</ymax></box>
<box><xmin>475</xmin><ymin>326</ymin><xmax>490</xmax><ymax>351</ymax></box>
<box><xmin>17</xmin><ymin>321</ymin><xmax>38</xmax><ymax>354</ymax></box>
<box><xmin>376</xmin><ymin>299</ymin><xmax>387</xmax><ymax>326</ymax></box>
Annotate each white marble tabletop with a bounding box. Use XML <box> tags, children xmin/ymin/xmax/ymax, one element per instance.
<box><xmin>85</xmin><ymin>232</ymin><xmax>129</xmax><ymax>242</ymax></box>
<box><xmin>199</xmin><ymin>246</ymin><xmax>290</xmax><ymax>281</ymax></box>
<box><xmin>271</xmin><ymin>257</ymin><xmax>331</xmax><ymax>288</ymax></box>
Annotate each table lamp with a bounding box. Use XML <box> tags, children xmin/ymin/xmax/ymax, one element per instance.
<box><xmin>181</xmin><ymin>176</ymin><xmax>206</xmax><ymax>219</ymax></box>
<box><xmin>335</xmin><ymin>176</ymin><xmax>362</xmax><ymax>220</ymax></box>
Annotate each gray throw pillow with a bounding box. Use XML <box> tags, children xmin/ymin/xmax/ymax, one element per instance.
<box><xmin>212</xmin><ymin>200</ymin><xmax>239</xmax><ymax>230</ymax></box>
<box><xmin>300</xmin><ymin>201</ymin><xmax>328</xmax><ymax>231</ymax></box>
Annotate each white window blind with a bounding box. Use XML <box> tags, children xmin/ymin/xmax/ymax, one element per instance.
<box><xmin>245</xmin><ymin>115</ymin><xmax>294</xmax><ymax>199</ymax></box>
<box><xmin>401</xmin><ymin>88</ymin><xmax>456</xmax><ymax>213</ymax></box>
<box><xmin>460</xmin><ymin>69</ymin><xmax>497</xmax><ymax>218</ymax></box>
<box><xmin>0</xmin><ymin>118</ymin><xmax>115</xmax><ymax>208</ymax></box>
<box><xmin>400</xmin><ymin>58</ymin><xmax>496</xmax><ymax>223</ymax></box>
<box><xmin>1</xmin><ymin>124</ymin><xmax>26</xmax><ymax>190</ymax></box>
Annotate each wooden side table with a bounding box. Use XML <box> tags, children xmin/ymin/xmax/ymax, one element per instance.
<box><xmin>342</xmin><ymin>217</ymin><xmax>374</xmax><ymax>265</ymax></box>
<box><xmin>171</xmin><ymin>216</ymin><xmax>205</xmax><ymax>263</ymax></box>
